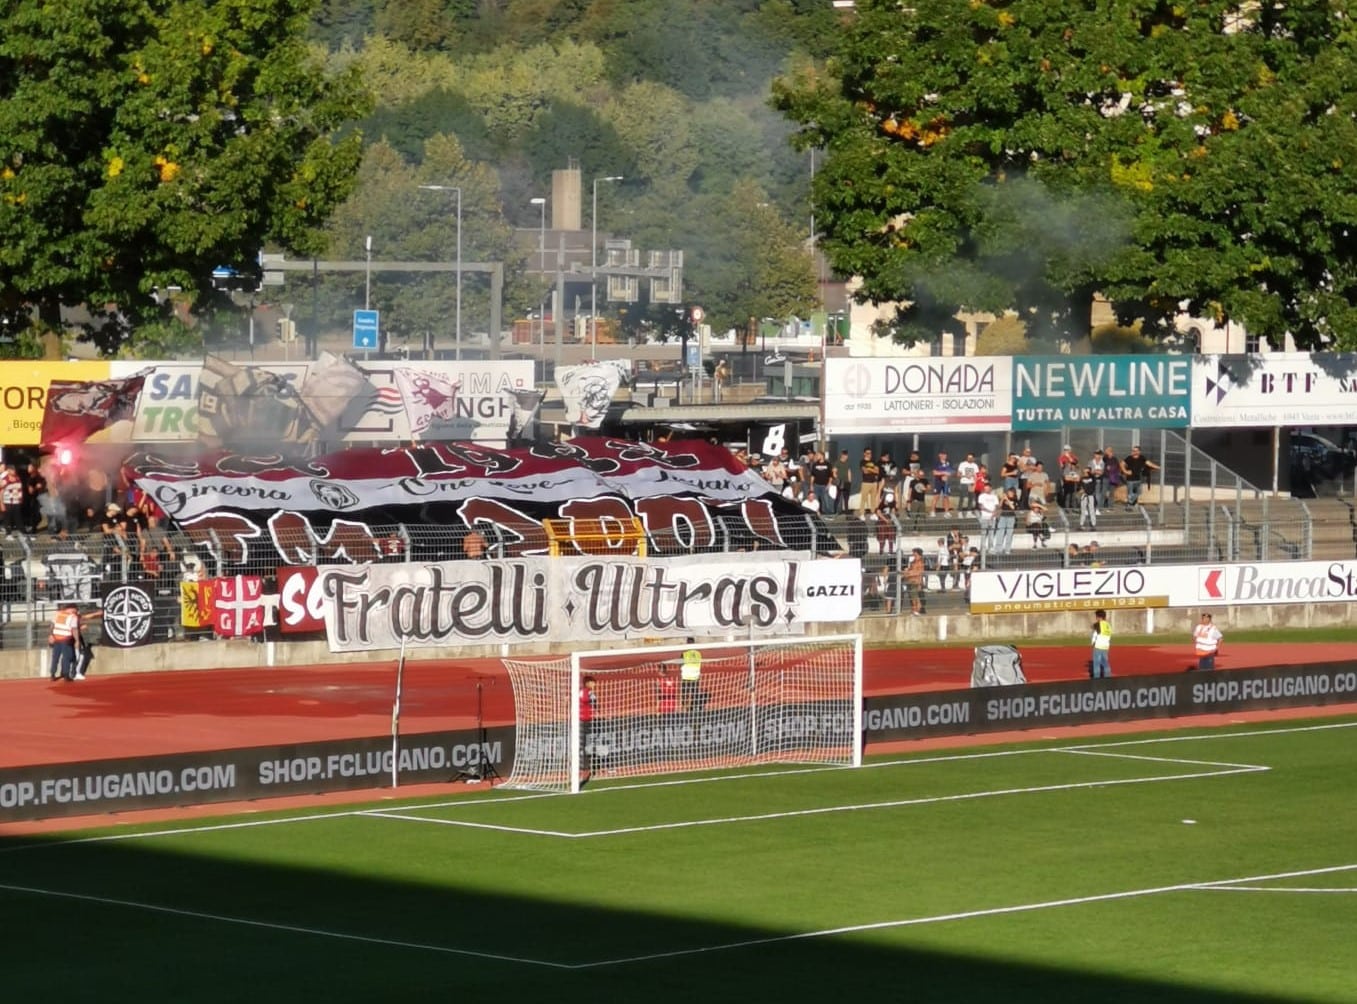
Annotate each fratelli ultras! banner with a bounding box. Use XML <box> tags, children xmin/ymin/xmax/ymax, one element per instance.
<box><xmin>127</xmin><ymin>437</ymin><xmax>837</xmax><ymax>568</ymax></box>
<box><xmin>304</xmin><ymin>554</ymin><xmax>863</xmax><ymax>652</ymax></box>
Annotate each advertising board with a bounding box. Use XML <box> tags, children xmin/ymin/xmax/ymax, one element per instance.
<box><xmin>1192</xmin><ymin>353</ymin><xmax>1357</xmax><ymax>427</ymax></box>
<box><xmin>823</xmin><ymin>357</ymin><xmax>1012</xmax><ymax>434</ymax></box>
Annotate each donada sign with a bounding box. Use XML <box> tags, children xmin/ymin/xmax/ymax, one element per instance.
<box><xmin>823</xmin><ymin>357</ymin><xmax>1012</xmax><ymax>434</ymax></box>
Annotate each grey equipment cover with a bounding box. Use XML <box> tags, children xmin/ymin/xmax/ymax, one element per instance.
<box><xmin>971</xmin><ymin>645</ymin><xmax>1026</xmax><ymax>687</ymax></box>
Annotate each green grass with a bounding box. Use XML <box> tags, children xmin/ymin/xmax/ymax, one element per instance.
<box><xmin>4</xmin><ymin>717</ymin><xmax>1357</xmax><ymax>1003</ymax></box>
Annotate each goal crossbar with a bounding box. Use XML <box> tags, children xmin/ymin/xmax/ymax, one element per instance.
<box><xmin>503</xmin><ymin>634</ymin><xmax>863</xmax><ymax>793</ymax></box>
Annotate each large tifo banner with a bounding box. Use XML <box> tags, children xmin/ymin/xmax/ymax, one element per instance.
<box><xmin>282</xmin><ymin>555</ymin><xmax>863</xmax><ymax>652</ymax></box>
<box><xmin>130</xmin><ymin>438</ymin><xmax>831</xmax><ymax>568</ymax></box>
<box><xmin>109</xmin><ymin>356</ymin><xmax>534</xmax><ymax>444</ymax></box>
<box><xmin>822</xmin><ymin>357</ymin><xmax>1012</xmax><ymax>433</ymax></box>
<box><xmin>1192</xmin><ymin>353</ymin><xmax>1357</xmax><ymax>427</ymax></box>
<box><xmin>969</xmin><ymin>559</ymin><xmax>1357</xmax><ymax>614</ymax></box>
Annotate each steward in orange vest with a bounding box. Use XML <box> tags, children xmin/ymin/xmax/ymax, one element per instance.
<box><xmin>49</xmin><ymin>605</ymin><xmax>81</xmax><ymax>682</ymax></box>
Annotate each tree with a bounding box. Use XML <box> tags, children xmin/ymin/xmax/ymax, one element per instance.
<box><xmin>773</xmin><ymin>0</ymin><xmax>1357</xmax><ymax>350</ymax></box>
<box><xmin>318</xmin><ymin>135</ymin><xmax>534</xmax><ymax>351</ymax></box>
<box><xmin>0</xmin><ymin>0</ymin><xmax>369</xmax><ymax>354</ymax></box>
<box><xmin>662</xmin><ymin>180</ymin><xmax>818</xmax><ymax>335</ymax></box>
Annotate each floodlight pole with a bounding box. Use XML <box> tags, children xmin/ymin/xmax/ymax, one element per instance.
<box><xmin>591</xmin><ymin>175</ymin><xmax>623</xmax><ymax>357</ymax></box>
<box><xmin>418</xmin><ymin>184</ymin><xmax>463</xmax><ymax>360</ymax></box>
<box><xmin>532</xmin><ymin>196</ymin><xmax>547</xmax><ymax>382</ymax></box>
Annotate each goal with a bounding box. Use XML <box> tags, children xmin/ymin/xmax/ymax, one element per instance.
<box><xmin>501</xmin><ymin>634</ymin><xmax>863</xmax><ymax>793</ymax></box>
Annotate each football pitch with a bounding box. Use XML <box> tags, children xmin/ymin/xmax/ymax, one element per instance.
<box><xmin>3</xmin><ymin>718</ymin><xmax>1355</xmax><ymax>1003</ymax></box>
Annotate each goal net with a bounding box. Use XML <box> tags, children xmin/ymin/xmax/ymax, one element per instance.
<box><xmin>502</xmin><ymin>634</ymin><xmax>863</xmax><ymax>793</ymax></box>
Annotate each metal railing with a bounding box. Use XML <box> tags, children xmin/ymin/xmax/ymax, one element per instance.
<box><xmin>0</xmin><ymin>488</ymin><xmax>1325</xmax><ymax>647</ymax></box>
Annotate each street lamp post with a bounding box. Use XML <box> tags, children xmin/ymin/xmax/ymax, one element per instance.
<box><xmin>591</xmin><ymin>175</ymin><xmax>623</xmax><ymax>356</ymax></box>
<box><xmin>418</xmin><ymin>184</ymin><xmax>462</xmax><ymax>360</ymax></box>
<box><xmin>364</xmin><ymin>235</ymin><xmax>372</xmax><ymax>309</ymax></box>
<box><xmin>531</xmin><ymin>196</ymin><xmax>547</xmax><ymax>382</ymax></box>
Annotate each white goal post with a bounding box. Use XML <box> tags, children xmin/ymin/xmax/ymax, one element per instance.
<box><xmin>502</xmin><ymin>634</ymin><xmax>863</xmax><ymax>793</ymax></box>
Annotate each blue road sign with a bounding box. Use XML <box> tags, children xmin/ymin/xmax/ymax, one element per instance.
<box><xmin>353</xmin><ymin>309</ymin><xmax>380</xmax><ymax>350</ymax></box>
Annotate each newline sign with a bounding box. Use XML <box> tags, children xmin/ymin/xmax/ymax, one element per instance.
<box><xmin>1012</xmin><ymin>356</ymin><xmax>1192</xmax><ymax>430</ymax></box>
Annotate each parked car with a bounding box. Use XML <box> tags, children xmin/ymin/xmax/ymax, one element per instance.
<box><xmin>1290</xmin><ymin>432</ymin><xmax>1356</xmax><ymax>479</ymax></box>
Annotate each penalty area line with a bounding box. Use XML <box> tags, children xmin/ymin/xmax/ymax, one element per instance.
<box><xmin>576</xmin><ymin>863</ymin><xmax>1357</xmax><ymax>970</ymax></box>
<box><xmin>356</xmin><ymin>809</ymin><xmax>576</xmax><ymax>837</ymax></box>
<box><xmin>1197</xmin><ymin>885</ymin><xmax>1357</xmax><ymax>894</ymax></box>
<box><xmin>567</xmin><ymin>765</ymin><xmax>1261</xmax><ymax>839</ymax></box>
<box><xmin>0</xmin><ymin>881</ymin><xmax>571</xmax><ymax>970</ymax></box>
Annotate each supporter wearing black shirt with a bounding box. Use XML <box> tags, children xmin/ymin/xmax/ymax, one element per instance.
<box><xmin>1122</xmin><ymin>445</ymin><xmax>1160</xmax><ymax>508</ymax></box>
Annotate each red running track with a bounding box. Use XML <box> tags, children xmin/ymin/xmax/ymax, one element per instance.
<box><xmin>1</xmin><ymin>641</ymin><xmax>1343</xmax><ymax>770</ymax></box>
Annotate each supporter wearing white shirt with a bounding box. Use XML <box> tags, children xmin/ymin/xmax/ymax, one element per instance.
<box><xmin>975</xmin><ymin>486</ymin><xmax>999</xmax><ymax>553</ymax></box>
<box><xmin>956</xmin><ymin>453</ymin><xmax>979</xmax><ymax>512</ymax></box>
<box><xmin>934</xmin><ymin>538</ymin><xmax>952</xmax><ymax>591</ymax></box>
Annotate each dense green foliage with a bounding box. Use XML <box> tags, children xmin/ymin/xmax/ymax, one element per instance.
<box><xmin>0</xmin><ymin>0</ymin><xmax>369</xmax><ymax>355</ymax></box>
<box><xmin>774</xmin><ymin>0</ymin><xmax>1357</xmax><ymax>349</ymax></box>
<box><xmin>315</xmin><ymin>0</ymin><xmax>830</xmax><ymax>337</ymax></box>
<box><xmin>2</xmin><ymin>0</ymin><xmax>831</xmax><ymax>355</ymax></box>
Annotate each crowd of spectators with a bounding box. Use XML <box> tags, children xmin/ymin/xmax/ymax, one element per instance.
<box><xmin>737</xmin><ymin>441</ymin><xmax>1161</xmax><ymax>608</ymax></box>
<box><xmin>746</xmin><ymin>443</ymin><xmax>1160</xmax><ymax>541</ymax></box>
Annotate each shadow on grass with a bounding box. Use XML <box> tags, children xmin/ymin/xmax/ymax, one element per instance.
<box><xmin>0</xmin><ymin>827</ymin><xmax>1322</xmax><ymax>1004</ymax></box>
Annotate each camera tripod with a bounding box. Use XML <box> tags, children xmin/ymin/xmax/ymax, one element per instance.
<box><xmin>455</xmin><ymin>678</ymin><xmax>501</xmax><ymax>784</ymax></box>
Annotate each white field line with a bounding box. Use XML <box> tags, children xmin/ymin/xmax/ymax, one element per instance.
<box><xmin>361</xmin><ymin>756</ymin><xmax>1266</xmax><ymax>839</ymax></box>
<box><xmin>1054</xmin><ymin>748</ymin><xmax>1270</xmax><ymax>772</ymax></box>
<box><xmin>1197</xmin><ymin>886</ymin><xmax>1357</xmax><ymax>894</ymax></box>
<box><xmin>2</xmin><ymin>718</ymin><xmax>1343</xmax><ymax>853</ymax></box>
<box><xmin>574</xmin><ymin>863</ymin><xmax>1357</xmax><ymax>970</ymax></box>
<box><xmin>0</xmin><ymin>749</ymin><xmax>1101</xmax><ymax>854</ymax></box>
<box><xmin>354</xmin><ymin>810</ymin><xmax>575</xmax><ymax>838</ymax></box>
<box><xmin>0</xmin><ymin>806</ymin><xmax>370</xmax><ymax>856</ymax></box>
<box><xmin>6</xmin><ymin>863</ymin><xmax>1354</xmax><ymax>972</ymax></box>
<box><xmin>0</xmin><ymin>880</ymin><xmax>570</xmax><ymax>969</ymax></box>
<box><xmin>1060</xmin><ymin>719</ymin><xmax>1357</xmax><ymax>752</ymax></box>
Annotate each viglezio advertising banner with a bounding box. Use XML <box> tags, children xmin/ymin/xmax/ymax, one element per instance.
<box><xmin>865</xmin><ymin>662</ymin><xmax>1357</xmax><ymax>741</ymax></box>
<box><xmin>0</xmin><ymin>727</ymin><xmax>513</xmax><ymax>823</ymax></box>
<box><xmin>969</xmin><ymin>559</ymin><xmax>1357</xmax><ymax>614</ymax></box>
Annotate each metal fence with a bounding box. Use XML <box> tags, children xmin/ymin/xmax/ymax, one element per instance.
<box><xmin>0</xmin><ymin>486</ymin><xmax>1321</xmax><ymax>650</ymax></box>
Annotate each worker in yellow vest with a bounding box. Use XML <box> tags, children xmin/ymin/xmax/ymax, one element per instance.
<box><xmin>1090</xmin><ymin>609</ymin><xmax>1113</xmax><ymax>679</ymax></box>
<box><xmin>680</xmin><ymin>640</ymin><xmax>704</xmax><ymax>712</ymax></box>
<box><xmin>49</xmin><ymin>603</ymin><xmax>81</xmax><ymax>682</ymax></box>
